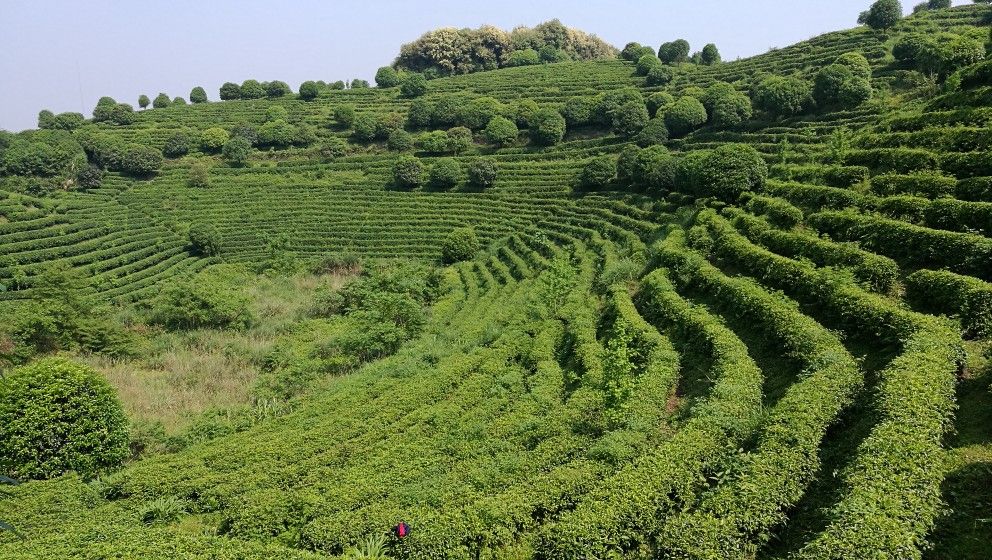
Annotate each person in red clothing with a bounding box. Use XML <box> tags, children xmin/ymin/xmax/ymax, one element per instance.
<box><xmin>393</xmin><ymin>521</ymin><xmax>410</xmax><ymax>539</ymax></box>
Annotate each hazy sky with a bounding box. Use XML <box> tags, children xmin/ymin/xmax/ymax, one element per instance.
<box><xmin>0</xmin><ymin>1</ymin><xmax>960</xmax><ymax>131</ymax></box>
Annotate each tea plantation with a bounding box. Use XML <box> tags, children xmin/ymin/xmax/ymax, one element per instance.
<box><xmin>2</xmin><ymin>3</ymin><xmax>992</xmax><ymax>558</ymax></box>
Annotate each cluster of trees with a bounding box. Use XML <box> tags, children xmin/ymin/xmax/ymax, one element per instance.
<box><xmin>390</xmin><ymin>19</ymin><xmax>617</xmax><ymax>78</ymax></box>
<box><xmin>913</xmin><ymin>0</ymin><xmax>952</xmax><ymax>14</ymax></box>
<box><xmin>752</xmin><ymin>51</ymin><xmax>874</xmax><ymax>118</ymax></box>
<box><xmin>298</xmin><ymin>79</ymin><xmax>369</xmax><ymax>101</ymax></box>
<box><xmin>218</xmin><ymin>80</ymin><xmax>292</xmax><ymax>101</ymax></box>
<box><xmin>622</xmin><ymin>40</ymin><xmax>721</xmax><ymax>69</ymax></box>
<box><xmin>0</xmin><ymin>129</ymin><xmax>86</xmax><ymax>179</ymax></box>
<box><xmin>859</xmin><ymin>0</ymin><xmax>903</xmax><ymax>29</ymax></box>
<box><xmin>393</xmin><ymin>156</ymin><xmax>498</xmax><ymax>190</ymax></box>
<box><xmin>893</xmin><ymin>30</ymin><xmax>987</xmax><ymax>79</ymax></box>
<box><xmin>137</xmin><ymin>87</ymin><xmax>208</xmax><ymax>108</ymax></box>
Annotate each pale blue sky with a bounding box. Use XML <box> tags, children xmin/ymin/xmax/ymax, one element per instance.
<box><xmin>0</xmin><ymin>1</ymin><xmax>960</xmax><ymax>131</ymax></box>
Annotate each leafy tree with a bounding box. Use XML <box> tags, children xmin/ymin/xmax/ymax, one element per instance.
<box><xmin>611</xmin><ymin>101</ymin><xmax>649</xmax><ymax>137</ymax></box>
<box><xmin>701</xmin><ymin>43</ymin><xmax>721</xmax><ymax>65</ymax></box>
<box><xmin>814</xmin><ymin>64</ymin><xmax>872</xmax><ymax>108</ymax></box>
<box><xmin>680</xmin><ymin>143</ymin><xmax>767</xmax><ymax>201</ymax></box>
<box><xmin>351</xmin><ymin>114</ymin><xmax>378</xmax><ymax>143</ymax></box>
<box><xmin>432</xmin><ymin>95</ymin><xmax>469</xmax><ymax>128</ymax></box>
<box><xmin>702</xmin><ymin>82</ymin><xmax>752</xmax><ymax>127</ymax></box>
<box><xmin>172</xmin><ymin>96</ymin><xmax>186</xmax><ymax>105</ymax></box>
<box><xmin>893</xmin><ymin>34</ymin><xmax>930</xmax><ymax>66</ymax></box>
<box><xmin>108</xmin><ymin>103</ymin><xmax>135</xmax><ymax>125</ymax></box>
<box><xmin>634</xmin><ymin>117</ymin><xmax>670</xmax><ymax>147</ymax></box>
<box><xmin>529</xmin><ymin>108</ymin><xmax>567</xmax><ymax>146</ymax></box>
<box><xmin>838</xmin><ymin>76</ymin><xmax>873</xmax><ymax>107</ymax></box>
<box><xmin>513</xmin><ymin>99</ymin><xmax>540</xmax><ymax>128</ymax></box>
<box><xmin>152</xmin><ymin>93</ymin><xmax>171</xmax><ymax>109</ymax></box>
<box><xmin>52</xmin><ymin>112</ymin><xmax>84</xmax><ymax>131</ymax></box>
<box><xmin>507</xmin><ymin>48</ymin><xmax>541</xmax><ymax>67</ymax></box>
<box><xmin>561</xmin><ymin>96</ymin><xmax>596</xmax><ymax>127</ymax></box>
<box><xmin>222</xmin><ymin>137</ymin><xmax>252</xmax><ymax>166</ymax></box>
<box><xmin>467</xmin><ymin>159</ymin><xmax>498</xmax><ymax>188</ymax></box>
<box><xmin>484</xmin><ymin>115</ymin><xmax>519</xmax><ymax>147</ymax></box>
<box><xmin>334</xmin><ymin>104</ymin><xmax>357</xmax><ymax>129</ymax></box>
<box><xmin>928</xmin><ymin>0</ymin><xmax>951</xmax><ymax>8</ymax></box>
<box><xmin>457</xmin><ymin>96</ymin><xmax>504</xmax><ymax>130</ymax></box>
<box><xmin>859</xmin><ymin>0</ymin><xmax>902</xmax><ymax>30</ymax></box>
<box><xmin>350</xmin><ymin>79</ymin><xmax>370</xmax><ymax>88</ymax></box>
<box><xmin>646</xmin><ymin>91</ymin><xmax>675</xmax><ymax>117</ymax></box>
<box><xmin>578</xmin><ymin>155</ymin><xmax>617</xmax><ymax>189</ymax></box>
<box><xmin>592</xmin><ymin>88</ymin><xmax>643</xmax><ymax>126</ymax></box>
<box><xmin>387</xmin><ymin>129</ymin><xmax>414</xmax><ymax>152</ymax></box>
<box><xmin>240</xmin><ymin>79</ymin><xmax>266</xmax><ymax>99</ymax></box>
<box><xmin>266</xmin><ymin>80</ymin><xmax>291</xmax><ymax>97</ymax></box>
<box><xmin>621</xmin><ymin>42</ymin><xmax>644</xmax><ymax>61</ymax></box>
<box><xmin>0</xmin><ymin>358</ymin><xmax>129</xmax><ymax>480</ymax></box>
<box><xmin>92</xmin><ymin>96</ymin><xmax>117</xmax><ymax>121</ymax></box>
<box><xmin>190</xmin><ymin>86</ymin><xmax>208</xmax><ymax>103</ymax></box>
<box><xmin>441</xmin><ymin>227</ymin><xmax>480</xmax><ymax>264</ymax></box>
<box><xmin>163</xmin><ymin>131</ymin><xmax>192</xmax><ymax>158</ymax></box>
<box><xmin>752</xmin><ymin>75</ymin><xmax>813</xmax><ymax>117</ymax></box>
<box><xmin>75</xmin><ymin>165</ymin><xmax>103</xmax><ymax>190</ymax></box>
<box><xmin>429</xmin><ymin>158</ymin><xmax>463</xmax><ymax>189</ymax></box>
<box><xmin>37</xmin><ymin>110</ymin><xmax>56</xmax><ymax>129</ymax></box>
<box><xmin>400</xmin><ymin>73</ymin><xmax>429</xmax><ymax>98</ymax></box>
<box><xmin>121</xmin><ymin>145</ymin><xmax>163</xmax><ymax>176</ymax></box>
<box><xmin>219</xmin><ymin>82</ymin><xmax>241</xmax><ymax>100</ymax></box>
<box><xmin>538</xmin><ymin>45</ymin><xmax>570</xmax><ymax>63</ymax></box>
<box><xmin>646</xmin><ymin>65</ymin><xmax>675</xmax><ymax>86</ymax></box>
<box><xmin>329</xmin><ymin>80</ymin><xmax>346</xmax><ymax>90</ymax></box>
<box><xmin>918</xmin><ymin>34</ymin><xmax>987</xmax><ymax>77</ymax></box>
<box><xmin>187</xmin><ymin>161</ymin><xmax>210</xmax><ymax>187</ymax></box>
<box><xmin>200</xmin><ymin>127</ymin><xmax>230</xmax><ymax>152</ymax></box>
<box><xmin>633</xmin><ymin>145</ymin><xmax>676</xmax><ymax>190</ymax></box>
<box><xmin>616</xmin><ymin>145</ymin><xmax>641</xmax><ymax>186</ymax></box>
<box><xmin>393</xmin><ymin>156</ymin><xmax>425</xmax><ymax>188</ymax></box>
<box><xmin>406</xmin><ymin>98</ymin><xmax>434</xmax><ymax>129</ymax></box>
<box><xmin>299</xmin><ymin>80</ymin><xmax>320</xmax><ymax>101</ymax></box>
<box><xmin>658</xmin><ymin>39</ymin><xmax>691</xmax><ymax>64</ymax></box>
<box><xmin>258</xmin><ymin>119</ymin><xmax>298</xmax><ymax>147</ymax></box>
<box><xmin>663</xmin><ymin>97</ymin><xmax>708</xmax><ymax>138</ymax></box>
<box><xmin>447</xmin><ymin>126</ymin><xmax>474</xmax><ymax>154</ymax></box>
<box><xmin>375</xmin><ymin>66</ymin><xmax>401</xmax><ymax>88</ymax></box>
<box><xmin>188</xmin><ymin>222</ymin><xmax>222</xmax><ymax>256</ymax></box>
<box><xmin>636</xmin><ymin>54</ymin><xmax>663</xmax><ymax>76</ymax></box>
<box><xmin>835</xmin><ymin>52</ymin><xmax>873</xmax><ymax>79</ymax></box>
<box><xmin>138</xmin><ymin>94</ymin><xmax>150</xmax><ymax>109</ymax></box>
<box><xmin>417</xmin><ymin>130</ymin><xmax>451</xmax><ymax>154</ymax></box>
<box><xmin>148</xmin><ymin>265</ymin><xmax>254</xmax><ymax>329</ymax></box>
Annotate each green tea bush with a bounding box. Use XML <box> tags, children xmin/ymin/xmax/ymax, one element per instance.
<box><xmin>222</xmin><ymin>136</ymin><xmax>252</xmax><ymax>166</ymax></box>
<box><xmin>0</xmin><ymin>357</ymin><xmax>129</xmax><ymax>480</ymax></box>
<box><xmin>393</xmin><ymin>156</ymin><xmax>425</xmax><ymax>188</ymax></box>
<box><xmin>484</xmin><ymin>115</ymin><xmax>519</xmax><ymax>147</ymax></box>
<box><xmin>201</xmin><ymin>127</ymin><xmax>230</xmax><ymax>153</ymax></box>
<box><xmin>577</xmin><ymin>156</ymin><xmax>617</xmax><ymax>190</ymax></box>
<box><xmin>400</xmin><ymin>73</ymin><xmax>429</xmax><ymax>98</ymax></box>
<box><xmin>752</xmin><ymin>75</ymin><xmax>813</xmax><ymax>118</ymax></box>
<box><xmin>634</xmin><ymin>117</ymin><xmax>669</xmax><ymax>147</ymax></box>
<box><xmin>663</xmin><ymin>97</ymin><xmax>707</xmax><ymax>138</ymax></box>
<box><xmin>187</xmin><ymin>222</ymin><xmax>222</xmax><ymax>257</ymax></box>
<box><xmin>146</xmin><ymin>265</ymin><xmax>254</xmax><ymax>330</ymax></box>
<box><xmin>428</xmin><ymin>158</ymin><xmax>463</xmax><ymax>189</ymax></box>
<box><xmin>529</xmin><ymin>108</ymin><xmax>566</xmax><ymax>146</ymax></box>
<box><xmin>561</xmin><ymin>96</ymin><xmax>596</xmax><ymax>127</ymax></box>
<box><xmin>467</xmin><ymin>158</ymin><xmax>498</xmax><ymax>188</ymax></box>
<box><xmin>189</xmin><ymin>86</ymin><xmax>208</xmax><ymax>103</ymax></box>
<box><xmin>162</xmin><ymin>132</ymin><xmax>192</xmax><ymax>158</ymax></box>
<box><xmin>441</xmin><ymin>227</ymin><xmax>480</xmax><ymax>264</ymax></box>
<box><xmin>611</xmin><ymin>101</ymin><xmax>649</xmax><ymax>137</ymax></box>
<box><xmin>906</xmin><ymin>269</ymin><xmax>992</xmax><ymax>337</ymax></box>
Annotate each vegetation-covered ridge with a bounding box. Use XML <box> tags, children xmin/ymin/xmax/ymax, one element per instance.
<box><xmin>2</xmin><ymin>1</ymin><xmax>992</xmax><ymax>558</ymax></box>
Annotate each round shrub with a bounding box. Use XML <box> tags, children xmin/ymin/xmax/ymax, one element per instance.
<box><xmin>752</xmin><ymin>75</ymin><xmax>813</xmax><ymax>118</ymax></box>
<box><xmin>701</xmin><ymin>43</ymin><xmax>721</xmax><ymax>65</ymax></box>
<box><xmin>152</xmin><ymin>93</ymin><xmax>171</xmax><ymax>109</ymax></box>
<box><xmin>484</xmin><ymin>116</ymin><xmax>519</xmax><ymax>147</ymax></box>
<box><xmin>646</xmin><ymin>65</ymin><xmax>675</xmax><ymax>87</ymax></box>
<box><xmin>616</xmin><ymin>145</ymin><xmax>641</xmax><ymax>187</ymax></box>
<box><xmin>266</xmin><ymin>81</ymin><xmax>291</xmax><ymax>98</ymax></box>
<box><xmin>837</xmin><ymin>76</ymin><xmax>873</xmax><ymax>107</ymax></box>
<box><xmin>446</xmin><ymin>126</ymin><xmax>474</xmax><ymax>154</ymax></box>
<box><xmin>894</xmin><ymin>34</ymin><xmax>929</xmax><ymax>66</ymax></box>
<box><xmin>407</xmin><ymin>98</ymin><xmax>434</xmax><ymax>129</ymax></box>
<box><xmin>222</xmin><ymin>136</ymin><xmax>252</xmax><ymax>166</ymax></box>
<box><xmin>636</xmin><ymin>54</ymin><xmax>663</xmax><ymax>76</ymax></box>
<box><xmin>429</xmin><ymin>158</ymin><xmax>463</xmax><ymax>189</ymax></box>
<box><xmin>136</xmin><ymin>96</ymin><xmax>149</xmax><ymax>110</ymax></box>
<box><xmin>507</xmin><ymin>48</ymin><xmax>541</xmax><ymax>67</ymax></box>
<box><xmin>663</xmin><ymin>97</ymin><xmax>707</xmax><ymax>138</ymax></box>
<box><xmin>387</xmin><ymin>129</ymin><xmax>414</xmax><ymax>152</ymax></box>
<box><xmin>172</xmin><ymin>97</ymin><xmax>186</xmax><ymax>105</ymax></box>
<box><xmin>201</xmin><ymin>127</ymin><xmax>230</xmax><ymax>153</ymax></box>
<box><xmin>188</xmin><ymin>222</ymin><xmax>222</xmax><ymax>256</ymax></box>
<box><xmin>458</xmin><ymin>97</ymin><xmax>503</xmax><ymax>130</ymax></box>
<box><xmin>219</xmin><ymin>82</ymin><xmax>241</xmax><ymax>100</ymax></box>
<box><xmin>529</xmin><ymin>108</ymin><xmax>566</xmax><ymax>146</ymax></box>
<box><xmin>0</xmin><ymin>357</ymin><xmax>129</xmax><ymax>480</ymax></box>
<box><xmin>187</xmin><ymin>162</ymin><xmax>210</xmax><ymax>188</ymax></box>
<box><xmin>634</xmin><ymin>145</ymin><xmax>676</xmax><ymax>190</ymax></box>
<box><xmin>334</xmin><ymin>105</ymin><xmax>356</xmax><ymax>129</ymax></box>
<box><xmin>593</xmin><ymin>88</ymin><xmax>643</xmax><ymax>126</ymax></box>
<box><xmin>121</xmin><ymin>145</ymin><xmax>163</xmax><ymax>176</ymax></box>
<box><xmin>578</xmin><ymin>156</ymin><xmax>617</xmax><ymax>190</ymax></box>
<box><xmin>634</xmin><ymin>117</ymin><xmax>670</xmax><ymax>147</ymax></box>
<box><xmin>441</xmin><ymin>227</ymin><xmax>480</xmax><ymax>264</ymax></box>
<box><xmin>688</xmin><ymin>143</ymin><xmax>767</xmax><ymax>201</ymax></box>
<box><xmin>108</xmin><ymin>103</ymin><xmax>135</xmax><ymax>126</ymax></box>
<box><xmin>467</xmin><ymin>159</ymin><xmax>498</xmax><ymax>189</ymax></box>
<box><xmin>814</xmin><ymin>64</ymin><xmax>855</xmax><ymax>105</ymax></box>
<box><xmin>298</xmin><ymin>81</ymin><xmax>320</xmax><ymax>101</ymax></box>
<box><xmin>611</xmin><ymin>101</ymin><xmax>649</xmax><ymax>138</ymax></box>
<box><xmin>835</xmin><ymin>52</ymin><xmax>872</xmax><ymax>80</ymax></box>
<box><xmin>375</xmin><ymin>66</ymin><xmax>400</xmax><ymax>88</ymax></box>
<box><xmin>190</xmin><ymin>86</ymin><xmax>208</xmax><ymax>103</ymax></box>
<box><xmin>76</xmin><ymin>165</ymin><xmax>104</xmax><ymax>190</ymax></box>
<box><xmin>400</xmin><ymin>73</ymin><xmax>429</xmax><ymax>98</ymax></box>
<box><xmin>658</xmin><ymin>39</ymin><xmax>690</xmax><ymax>65</ymax></box>
<box><xmin>561</xmin><ymin>96</ymin><xmax>596</xmax><ymax>127</ymax></box>
<box><xmin>162</xmin><ymin>132</ymin><xmax>192</xmax><ymax>159</ymax></box>
<box><xmin>621</xmin><ymin>42</ymin><xmax>644</xmax><ymax>61</ymax></box>
<box><xmin>240</xmin><ymin>80</ymin><xmax>265</xmax><ymax>99</ymax></box>
<box><xmin>646</xmin><ymin>91</ymin><xmax>675</xmax><ymax>117</ymax></box>
<box><xmin>859</xmin><ymin>0</ymin><xmax>902</xmax><ymax>30</ymax></box>
<box><xmin>393</xmin><ymin>156</ymin><xmax>425</xmax><ymax>188</ymax></box>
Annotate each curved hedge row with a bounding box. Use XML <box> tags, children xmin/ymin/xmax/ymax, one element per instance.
<box><xmin>906</xmin><ymin>269</ymin><xmax>992</xmax><ymax>338</ymax></box>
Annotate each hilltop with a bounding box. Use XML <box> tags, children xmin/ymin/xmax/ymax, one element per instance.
<box><xmin>1</xmin><ymin>2</ymin><xmax>992</xmax><ymax>559</ymax></box>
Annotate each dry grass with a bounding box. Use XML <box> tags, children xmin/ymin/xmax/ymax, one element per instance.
<box><xmin>81</xmin><ymin>270</ymin><xmax>356</xmax><ymax>433</ymax></box>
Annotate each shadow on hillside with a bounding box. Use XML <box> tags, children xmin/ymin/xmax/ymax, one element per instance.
<box><xmin>926</xmin><ymin>460</ymin><xmax>992</xmax><ymax>560</ymax></box>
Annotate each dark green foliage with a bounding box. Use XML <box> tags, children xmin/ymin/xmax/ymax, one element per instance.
<box><xmin>75</xmin><ymin>165</ymin><xmax>103</xmax><ymax>190</ymax></box>
<box><xmin>859</xmin><ymin>0</ymin><xmax>902</xmax><ymax>29</ymax></box>
<box><xmin>108</xmin><ymin>103</ymin><xmax>135</xmax><ymax>126</ymax></box>
<box><xmin>265</xmin><ymin>81</ymin><xmax>291</xmax><ymax>98</ymax></box>
<box><xmin>593</xmin><ymin>88</ymin><xmax>643</xmax><ymax>126</ymax></box>
<box><xmin>507</xmin><ymin>48</ymin><xmax>541</xmax><ymax>67</ymax></box>
<box><xmin>635</xmin><ymin>54</ymin><xmax>663</xmax><ymax>76</ymax></box>
<box><xmin>906</xmin><ymin>269</ymin><xmax>992</xmax><ymax>337</ymax></box>
<box><xmin>162</xmin><ymin>132</ymin><xmax>192</xmax><ymax>159</ymax></box>
<box><xmin>744</xmin><ymin>194</ymin><xmax>805</xmax><ymax>228</ymax></box>
<box><xmin>91</xmin><ymin>96</ymin><xmax>117</xmax><ymax>121</ymax></box>
<box><xmin>138</xmin><ymin>95</ymin><xmax>150</xmax><ymax>109</ymax></box>
<box><xmin>0</xmin><ymin>357</ymin><xmax>129</xmax><ymax>480</ymax></box>
<box><xmin>752</xmin><ymin>75</ymin><xmax>813</xmax><ymax>117</ymax></box>
<box><xmin>375</xmin><ymin>66</ymin><xmax>400</xmax><ymax>88</ymax></box>
<box><xmin>539</xmin><ymin>45</ymin><xmax>570</xmax><ymax>63</ymax></box>
<box><xmin>814</xmin><ymin>64</ymin><xmax>872</xmax><ymax>109</ymax></box>
<box><xmin>467</xmin><ymin>158</ymin><xmax>498</xmax><ymax>188</ymax></box>
<box><xmin>578</xmin><ymin>155</ymin><xmax>617</xmax><ymax>189</ymax></box>
<box><xmin>188</xmin><ymin>222</ymin><xmax>222</xmax><ymax>256</ymax></box>
<box><xmin>658</xmin><ymin>39</ymin><xmax>691</xmax><ymax>64</ymax></box>
<box><xmin>611</xmin><ymin>101</ymin><xmax>649</xmax><ymax>137</ymax></box>
<box><xmin>702</xmin><ymin>82</ymin><xmax>752</xmax><ymax>128</ymax></box>
<box><xmin>172</xmin><ymin>97</ymin><xmax>186</xmax><ymax>106</ymax></box>
<box><xmin>633</xmin><ymin>145</ymin><xmax>676</xmax><ymax>190</ymax></box>
<box><xmin>634</xmin><ymin>117</ymin><xmax>669</xmax><ymax>147</ymax></box>
<box><xmin>221</xmin><ymin>136</ymin><xmax>252</xmax><ymax>167</ymax></box>
<box><xmin>417</xmin><ymin>130</ymin><xmax>451</xmax><ymax>154</ymax></box>
<box><xmin>350</xmin><ymin>79</ymin><xmax>370</xmax><ymax>89</ymax></box>
<box><xmin>152</xmin><ymin>93</ymin><xmax>171</xmax><ymax>109</ymax></box>
<box><xmin>620</xmin><ymin>42</ymin><xmax>645</xmax><ymax>61</ymax></box>
<box><xmin>646</xmin><ymin>91</ymin><xmax>675</xmax><ymax>117</ymax></box>
<box><xmin>240</xmin><ymin>80</ymin><xmax>265</xmax><ymax>99</ymax></box>
<box><xmin>36</xmin><ymin>110</ymin><xmax>53</xmax><ymax>129</ymax></box>
<box><xmin>386</xmin><ymin>129</ymin><xmax>414</xmax><ymax>152</ymax></box>
<box><xmin>824</xmin><ymin>165</ymin><xmax>870</xmax><ymax>188</ymax></box>
<box><xmin>298</xmin><ymin>81</ymin><xmax>320</xmax><ymax>101</ymax></box>
<box><xmin>121</xmin><ymin>145</ymin><xmax>163</xmax><ymax>177</ymax></box>
<box><xmin>440</xmin><ymin>227</ymin><xmax>480</xmax><ymax>264</ymax></box>
<box><xmin>529</xmin><ymin>108</ymin><xmax>566</xmax><ymax>145</ymax></box>
<box><xmin>258</xmin><ymin>120</ymin><xmax>297</xmax><ymax>148</ymax></box>
<box><xmin>333</xmin><ymin>104</ymin><xmax>356</xmax><ymax>129</ymax></box>
<box><xmin>616</xmin><ymin>145</ymin><xmax>640</xmax><ymax>186</ymax></box>
<box><xmin>147</xmin><ymin>265</ymin><xmax>254</xmax><ymax>330</ymax></box>
<box><xmin>406</xmin><ymin>98</ymin><xmax>434</xmax><ymax>129</ymax></box>
<box><xmin>960</xmin><ymin>60</ymin><xmax>992</xmax><ymax>89</ymax></box>
<box><xmin>484</xmin><ymin>115</ymin><xmax>519</xmax><ymax>147</ymax></box>
<box><xmin>835</xmin><ymin>52</ymin><xmax>872</xmax><ymax>79</ymax></box>
<box><xmin>701</xmin><ymin>43</ymin><xmax>721</xmax><ymax>65</ymax></box>
<box><xmin>189</xmin><ymin>86</ymin><xmax>208</xmax><ymax>104</ymax></box>
<box><xmin>51</xmin><ymin>112</ymin><xmax>84</xmax><ymax>131</ymax></box>
<box><xmin>458</xmin><ymin>96</ymin><xmax>503</xmax><ymax>130</ymax></box>
<box><xmin>679</xmin><ymin>144</ymin><xmax>767</xmax><ymax>201</ymax></box>
<box><xmin>646</xmin><ymin>65</ymin><xmax>675</xmax><ymax>86</ymax></box>
<box><xmin>561</xmin><ymin>96</ymin><xmax>596</xmax><ymax>127</ymax></box>
<box><xmin>219</xmin><ymin>82</ymin><xmax>241</xmax><ymax>100</ymax></box>
<box><xmin>351</xmin><ymin>114</ymin><xmax>378</xmax><ymax>143</ymax></box>
<box><xmin>446</xmin><ymin>126</ymin><xmax>474</xmax><ymax>154</ymax></box>
<box><xmin>663</xmin><ymin>96</ymin><xmax>707</xmax><ymax>138</ymax></box>
<box><xmin>393</xmin><ymin>155</ymin><xmax>425</xmax><ymax>188</ymax></box>
<box><xmin>400</xmin><ymin>73</ymin><xmax>429</xmax><ymax>98</ymax></box>
<box><xmin>429</xmin><ymin>158</ymin><xmax>463</xmax><ymax>189</ymax></box>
